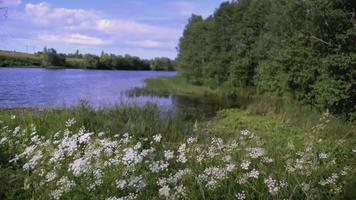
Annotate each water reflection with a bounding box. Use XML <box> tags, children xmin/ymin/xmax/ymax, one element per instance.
<box><xmin>0</xmin><ymin>67</ymin><xmax>246</xmax><ymax>119</ymax></box>
<box><xmin>0</xmin><ymin>67</ymin><xmax>175</xmax><ymax>108</ymax></box>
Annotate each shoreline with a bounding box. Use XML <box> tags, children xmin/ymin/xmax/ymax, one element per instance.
<box><xmin>0</xmin><ymin>66</ymin><xmax>176</xmax><ymax>72</ymax></box>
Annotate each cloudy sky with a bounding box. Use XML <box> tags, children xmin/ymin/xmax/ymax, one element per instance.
<box><xmin>0</xmin><ymin>0</ymin><xmax>225</xmax><ymax>58</ymax></box>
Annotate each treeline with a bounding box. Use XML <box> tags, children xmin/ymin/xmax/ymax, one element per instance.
<box><xmin>38</xmin><ymin>48</ymin><xmax>176</xmax><ymax>71</ymax></box>
<box><xmin>0</xmin><ymin>49</ymin><xmax>176</xmax><ymax>71</ymax></box>
<box><xmin>178</xmin><ymin>0</ymin><xmax>356</xmax><ymax>118</ymax></box>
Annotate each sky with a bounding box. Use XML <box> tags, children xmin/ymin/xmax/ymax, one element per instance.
<box><xmin>0</xmin><ymin>0</ymin><xmax>226</xmax><ymax>59</ymax></box>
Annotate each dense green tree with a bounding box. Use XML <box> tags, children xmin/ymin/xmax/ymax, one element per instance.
<box><xmin>178</xmin><ymin>15</ymin><xmax>211</xmax><ymax>84</ymax></box>
<box><xmin>42</xmin><ymin>47</ymin><xmax>65</xmax><ymax>67</ymax></box>
<box><xmin>150</xmin><ymin>57</ymin><xmax>175</xmax><ymax>71</ymax></box>
<box><xmin>82</xmin><ymin>54</ymin><xmax>99</xmax><ymax>69</ymax></box>
<box><xmin>177</xmin><ymin>0</ymin><xmax>356</xmax><ymax>118</ymax></box>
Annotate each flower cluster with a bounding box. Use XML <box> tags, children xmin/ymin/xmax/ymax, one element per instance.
<box><xmin>0</xmin><ymin>118</ymin><xmax>354</xmax><ymax>200</ymax></box>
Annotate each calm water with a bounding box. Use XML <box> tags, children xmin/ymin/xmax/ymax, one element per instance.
<box><xmin>0</xmin><ymin>67</ymin><xmax>241</xmax><ymax>119</ymax></box>
<box><xmin>0</xmin><ymin>67</ymin><xmax>175</xmax><ymax>108</ymax></box>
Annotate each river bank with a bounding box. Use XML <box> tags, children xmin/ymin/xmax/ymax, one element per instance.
<box><xmin>0</xmin><ymin>76</ymin><xmax>355</xmax><ymax>199</ymax></box>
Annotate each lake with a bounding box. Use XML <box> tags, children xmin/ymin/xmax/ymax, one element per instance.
<box><xmin>0</xmin><ymin>68</ymin><xmax>176</xmax><ymax>108</ymax></box>
<box><xmin>0</xmin><ymin>67</ymin><xmax>240</xmax><ymax>119</ymax></box>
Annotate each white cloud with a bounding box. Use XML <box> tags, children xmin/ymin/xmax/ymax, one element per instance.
<box><xmin>0</xmin><ymin>0</ymin><xmax>21</xmax><ymax>7</ymax></box>
<box><xmin>16</xmin><ymin>1</ymin><xmax>182</xmax><ymax>52</ymax></box>
<box><xmin>40</xmin><ymin>33</ymin><xmax>110</xmax><ymax>46</ymax></box>
<box><xmin>25</xmin><ymin>2</ymin><xmax>98</xmax><ymax>26</ymax></box>
<box><xmin>23</xmin><ymin>2</ymin><xmax>180</xmax><ymax>39</ymax></box>
<box><xmin>96</xmin><ymin>19</ymin><xmax>180</xmax><ymax>39</ymax></box>
<box><xmin>25</xmin><ymin>2</ymin><xmax>50</xmax><ymax>17</ymax></box>
<box><xmin>127</xmin><ymin>40</ymin><xmax>176</xmax><ymax>49</ymax></box>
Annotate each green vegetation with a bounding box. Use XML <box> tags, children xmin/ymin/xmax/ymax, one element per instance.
<box><xmin>1</xmin><ymin>0</ymin><xmax>355</xmax><ymax>199</ymax></box>
<box><xmin>0</xmin><ymin>101</ymin><xmax>355</xmax><ymax>199</ymax></box>
<box><xmin>1</xmin><ymin>74</ymin><xmax>354</xmax><ymax>199</ymax></box>
<box><xmin>0</xmin><ymin>49</ymin><xmax>176</xmax><ymax>71</ymax></box>
<box><xmin>41</xmin><ymin>47</ymin><xmax>66</xmax><ymax>67</ymax></box>
<box><xmin>0</xmin><ymin>50</ymin><xmax>41</xmax><ymax>66</ymax></box>
<box><xmin>130</xmin><ymin>76</ymin><xmax>224</xmax><ymax>97</ymax></box>
<box><xmin>177</xmin><ymin>0</ymin><xmax>356</xmax><ymax>119</ymax></box>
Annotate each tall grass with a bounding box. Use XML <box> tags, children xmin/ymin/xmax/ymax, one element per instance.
<box><xmin>0</xmin><ymin>103</ymin><xmax>194</xmax><ymax>142</ymax></box>
<box><xmin>0</xmin><ymin>105</ymin><xmax>355</xmax><ymax>199</ymax></box>
<box><xmin>129</xmin><ymin>76</ymin><xmax>226</xmax><ymax>97</ymax></box>
<box><xmin>0</xmin><ymin>76</ymin><xmax>355</xmax><ymax>199</ymax></box>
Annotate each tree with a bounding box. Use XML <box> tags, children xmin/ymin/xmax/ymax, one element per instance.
<box><xmin>150</xmin><ymin>57</ymin><xmax>175</xmax><ymax>71</ymax></box>
<box><xmin>42</xmin><ymin>47</ymin><xmax>65</xmax><ymax>67</ymax></box>
<box><xmin>177</xmin><ymin>0</ymin><xmax>356</xmax><ymax>118</ymax></box>
<box><xmin>82</xmin><ymin>54</ymin><xmax>99</xmax><ymax>69</ymax></box>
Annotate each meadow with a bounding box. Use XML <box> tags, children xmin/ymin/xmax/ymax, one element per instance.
<box><xmin>0</xmin><ymin>80</ymin><xmax>355</xmax><ymax>199</ymax></box>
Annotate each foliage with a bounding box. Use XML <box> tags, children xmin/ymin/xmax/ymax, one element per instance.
<box><xmin>0</xmin><ymin>50</ymin><xmax>41</xmax><ymax>67</ymax></box>
<box><xmin>42</xmin><ymin>47</ymin><xmax>66</xmax><ymax>67</ymax></box>
<box><xmin>0</xmin><ymin>107</ymin><xmax>355</xmax><ymax>199</ymax></box>
<box><xmin>1</xmin><ymin>50</ymin><xmax>175</xmax><ymax>71</ymax></box>
<box><xmin>150</xmin><ymin>57</ymin><xmax>176</xmax><ymax>71</ymax></box>
<box><xmin>177</xmin><ymin>0</ymin><xmax>356</xmax><ymax>118</ymax></box>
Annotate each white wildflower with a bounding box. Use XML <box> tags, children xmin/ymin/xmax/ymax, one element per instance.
<box><xmin>51</xmin><ymin>189</ymin><xmax>62</xmax><ymax>200</ymax></box>
<box><xmin>0</xmin><ymin>137</ymin><xmax>7</xmax><ymax>145</ymax></box>
<box><xmin>235</xmin><ymin>191</ymin><xmax>246</xmax><ymax>200</ymax></box>
<box><xmin>122</xmin><ymin>148</ymin><xmax>143</xmax><ymax>167</ymax></box>
<box><xmin>226</xmin><ymin>163</ymin><xmax>236</xmax><ymax>172</ymax></box>
<box><xmin>319</xmin><ymin>152</ymin><xmax>328</xmax><ymax>159</ymax></box>
<box><xmin>116</xmin><ymin>179</ymin><xmax>127</xmax><ymax>190</ymax></box>
<box><xmin>78</xmin><ymin>132</ymin><xmax>93</xmax><ymax>144</ymax></box>
<box><xmin>247</xmin><ymin>147</ymin><xmax>265</xmax><ymax>159</ymax></box>
<box><xmin>177</xmin><ymin>144</ymin><xmax>187</xmax><ymax>163</ymax></box>
<box><xmin>164</xmin><ymin>150</ymin><xmax>174</xmax><ymax>160</ymax></box>
<box><xmin>187</xmin><ymin>137</ymin><xmax>197</xmax><ymax>144</ymax></box>
<box><xmin>69</xmin><ymin>157</ymin><xmax>90</xmax><ymax>177</ymax></box>
<box><xmin>134</xmin><ymin>142</ymin><xmax>142</xmax><ymax>150</ymax></box>
<box><xmin>13</xmin><ymin>126</ymin><xmax>21</xmax><ymax>134</ymax></box>
<box><xmin>149</xmin><ymin>160</ymin><xmax>169</xmax><ymax>173</ymax></box>
<box><xmin>248</xmin><ymin>169</ymin><xmax>259</xmax><ymax>179</ymax></box>
<box><xmin>57</xmin><ymin>176</ymin><xmax>76</xmax><ymax>191</ymax></box>
<box><xmin>241</xmin><ymin>160</ymin><xmax>251</xmax><ymax>170</ymax></box>
<box><xmin>241</xmin><ymin>129</ymin><xmax>250</xmax><ymax>136</ymax></box>
<box><xmin>262</xmin><ymin>156</ymin><xmax>273</xmax><ymax>163</ymax></box>
<box><xmin>264</xmin><ymin>177</ymin><xmax>286</xmax><ymax>196</ymax></box>
<box><xmin>153</xmin><ymin>134</ymin><xmax>162</xmax><ymax>143</ymax></box>
<box><xmin>45</xmin><ymin>171</ymin><xmax>57</xmax><ymax>183</ymax></box>
<box><xmin>159</xmin><ymin>185</ymin><xmax>170</xmax><ymax>198</ymax></box>
<box><xmin>240</xmin><ymin>129</ymin><xmax>254</xmax><ymax>139</ymax></box>
<box><xmin>122</xmin><ymin>133</ymin><xmax>131</xmax><ymax>144</ymax></box>
<box><xmin>65</xmin><ymin>118</ymin><xmax>76</xmax><ymax>127</ymax></box>
<box><xmin>211</xmin><ymin>137</ymin><xmax>224</xmax><ymax>149</ymax></box>
<box><xmin>98</xmin><ymin>132</ymin><xmax>105</xmax><ymax>137</ymax></box>
<box><xmin>23</xmin><ymin>152</ymin><xmax>43</xmax><ymax>171</ymax></box>
<box><xmin>128</xmin><ymin>175</ymin><xmax>146</xmax><ymax>190</ymax></box>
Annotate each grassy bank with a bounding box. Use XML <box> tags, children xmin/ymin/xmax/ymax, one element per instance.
<box><xmin>1</xmin><ymin>103</ymin><xmax>355</xmax><ymax>199</ymax></box>
<box><xmin>135</xmin><ymin>76</ymin><xmax>225</xmax><ymax>97</ymax></box>
<box><xmin>0</xmin><ymin>50</ymin><xmax>42</xmax><ymax>67</ymax></box>
<box><xmin>0</xmin><ymin>50</ymin><xmax>81</xmax><ymax>68</ymax></box>
<box><xmin>0</xmin><ymin>77</ymin><xmax>355</xmax><ymax>199</ymax></box>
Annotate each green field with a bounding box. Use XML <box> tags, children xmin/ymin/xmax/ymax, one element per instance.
<box><xmin>0</xmin><ymin>50</ymin><xmax>86</xmax><ymax>68</ymax></box>
<box><xmin>0</xmin><ymin>50</ymin><xmax>42</xmax><ymax>67</ymax></box>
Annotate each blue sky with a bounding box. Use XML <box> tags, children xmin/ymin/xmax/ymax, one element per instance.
<box><xmin>0</xmin><ymin>0</ymin><xmax>226</xmax><ymax>58</ymax></box>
